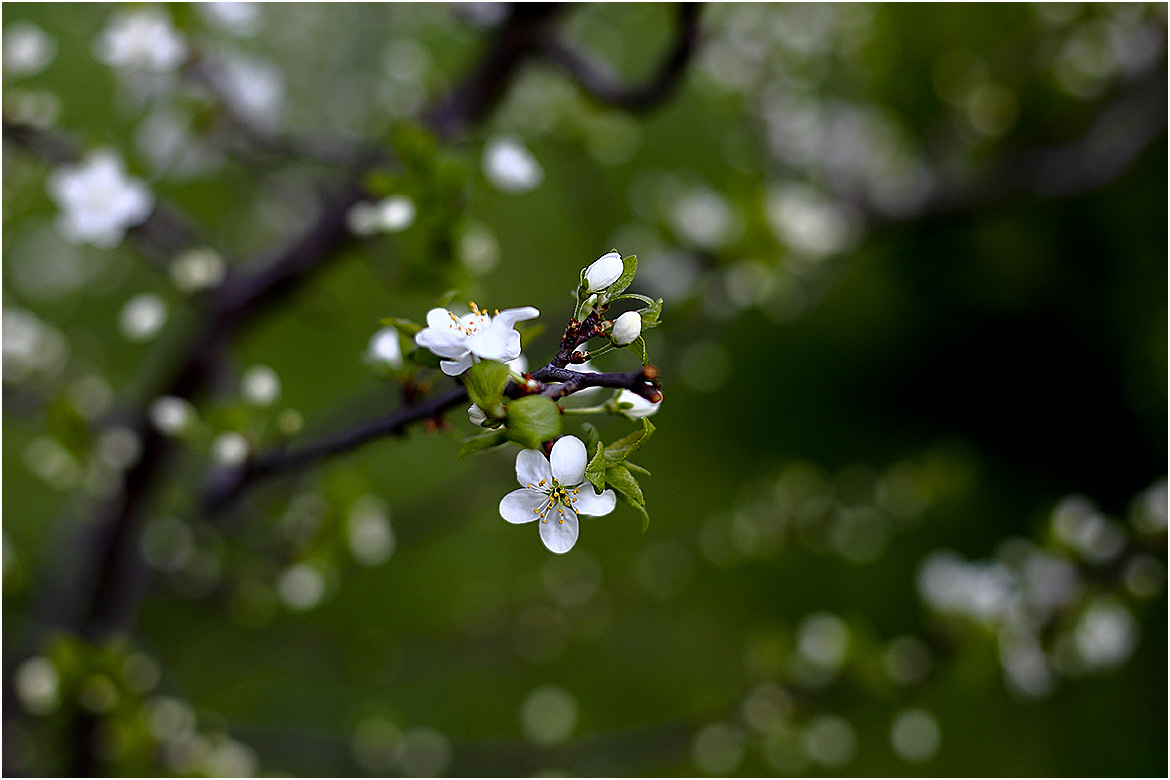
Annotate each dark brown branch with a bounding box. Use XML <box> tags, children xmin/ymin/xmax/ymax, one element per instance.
<box><xmin>540</xmin><ymin>4</ymin><xmax>701</xmax><ymax>111</ymax></box>
<box><xmin>534</xmin><ymin>365</ymin><xmax>662</xmax><ymax>403</ymax></box>
<box><xmin>425</xmin><ymin>4</ymin><xmax>564</xmax><ymax>139</ymax></box>
<box><xmin>203</xmin><ymin>385</ymin><xmax>470</xmax><ymax>512</ymax></box>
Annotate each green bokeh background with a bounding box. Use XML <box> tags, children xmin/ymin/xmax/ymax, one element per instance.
<box><xmin>3</xmin><ymin>3</ymin><xmax>1166</xmax><ymax>776</ymax></box>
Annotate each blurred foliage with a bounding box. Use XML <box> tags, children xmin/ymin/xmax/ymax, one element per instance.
<box><xmin>3</xmin><ymin>3</ymin><xmax>1167</xmax><ymax>777</ymax></box>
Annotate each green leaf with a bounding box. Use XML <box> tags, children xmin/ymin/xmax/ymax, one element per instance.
<box><xmin>604</xmin><ymin>417</ymin><xmax>655</xmax><ymax>464</ymax></box>
<box><xmin>639</xmin><ymin>298</ymin><xmax>663</xmax><ymax>330</ymax></box>
<box><xmin>604</xmin><ymin>254</ymin><xmax>637</xmax><ymax>298</ymax></box>
<box><xmin>504</xmin><ymin>395</ymin><xmax>562</xmax><ymax>449</ymax></box>
<box><xmin>464</xmin><ymin>360</ymin><xmax>510</xmax><ymax>416</ymax></box>
<box><xmin>615</xmin><ymin>489</ymin><xmax>651</xmax><ymax>533</ymax></box>
<box><xmin>606</xmin><ymin>463</ymin><xmax>644</xmax><ymax>505</ymax></box>
<box><xmin>379</xmin><ymin>316</ymin><xmax>421</xmax><ymax>336</ymax></box>
<box><xmin>456</xmin><ymin>428</ymin><xmax>506</xmax><ymax>459</ymax></box>
<box><xmin>609</xmin><ymin>292</ymin><xmax>657</xmax><ymax>307</ymax></box>
<box><xmin>625</xmin><ymin>335</ymin><xmax>648</xmax><ymax>364</ymax></box>
<box><xmin>585</xmin><ymin>441</ymin><xmax>606</xmax><ymax>492</ymax></box>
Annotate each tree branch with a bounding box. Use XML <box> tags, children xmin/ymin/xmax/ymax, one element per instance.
<box><xmin>540</xmin><ymin>4</ymin><xmax>701</xmax><ymax>111</ymax></box>
<box><xmin>203</xmin><ymin>385</ymin><xmax>470</xmax><ymax>512</ymax></box>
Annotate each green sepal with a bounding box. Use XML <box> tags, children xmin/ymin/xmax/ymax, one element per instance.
<box><xmin>604</xmin><ymin>417</ymin><xmax>655</xmax><ymax>464</ymax></box>
<box><xmin>464</xmin><ymin>360</ymin><xmax>510</xmax><ymax>417</ymax></box>
<box><xmin>604</xmin><ymin>254</ymin><xmax>637</xmax><ymax>298</ymax></box>
<box><xmin>456</xmin><ymin>428</ymin><xmax>506</xmax><ymax>459</ymax></box>
<box><xmin>625</xmin><ymin>335</ymin><xmax>648</xmax><ymax>364</ymax></box>
<box><xmin>585</xmin><ymin>441</ymin><xmax>606</xmax><ymax>492</ymax></box>
<box><xmin>379</xmin><ymin>316</ymin><xmax>421</xmax><ymax>336</ymax></box>
<box><xmin>606</xmin><ymin>463</ymin><xmax>644</xmax><ymax>505</ymax></box>
<box><xmin>615</xmin><ymin>489</ymin><xmax>651</xmax><ymax>533</ymax></box>
<box><xmin>504</xmin><ymin>395</ymin><xmax>562</xmax><ymax>449</ymax></box>
<box><xmin>625</xmin><ymin>461</ymin><xmax>652</xmax><ymax>477</ymax></box>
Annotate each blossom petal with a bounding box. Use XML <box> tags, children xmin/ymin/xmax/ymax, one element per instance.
<box><xmin>415</xmin><ymin>328</ymin><xmax>467</xmax><ymax>358</ymax></box>
<box><xmin>500</xmin><ymin>488</ymin><xmax>546</xmax><ymax>524</ymax></box>
<box><xmin>493</xmin><ymin>306</ymin><xmax>540</xmax><ymax>329</ymax></box>
<box><xmin>516</xmin><ymin>448</ymin><xmax>553</xmax><ymax>488</ymax></box>
<box><xmin>426</xmin><ymin>307</ymin><xmax>455</xmax><ymax>330</ymax></box>
<box><xmin>573</xmin><ymin>485</ymin><xmax>616</xmax><ymax>517</ymax></box>
<box><xmin>549</xmin><ymin>435</ymin><xmax>587</xmax><ymax>485</ymax></box>
<box><xmin>538</xmin><ymin>507</ymin><xmax>579</xmax><ymax>554</ymax></box>
<box><xmin>465</xmin><ymin>325</ymin><xmax>513</xmax><ymax>361</ymax></box>
<box><xmin>439</xmin><ymin>354</ymin><xmax>474</xmax><ymax>376</ymax></box>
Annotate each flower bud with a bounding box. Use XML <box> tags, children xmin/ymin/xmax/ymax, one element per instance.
<box><xmin>612</xmin><ymin>311</ymin><xmax>642</xmax><ymax>345</ymax></box>
<box><xmin>583</xmin><ymin>251</ymin><xmax>623</xmax><ymax>292</ymax></box>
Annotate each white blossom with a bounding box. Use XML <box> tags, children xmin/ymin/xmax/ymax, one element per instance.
<box><xmin>414</xmin><ymin>303</ymin><xmax>539</xmax><ymax>376</ymax></box>
<box><xmin>48</xmin><ymin>151</ymin><xmax>154</xmax><ymax>248</ymax></box>
<box><xmin>467</xmin><ymin>403</ymin><xmax>488</xmax><ymax>427</ymax></box>
<box><xmin>483</xmin><ymin>137</ymin><xmax>543</xmax><ymax>193</ymax></box>
<box><xmin>96</xmin><ymin>9</ymin><xmax>188</xmax><ymax>73</ymax></box>
<box><xmin>499</xmin><ymin>436</ymin><xmax>616</xmax><ymax>554</ymax></box>
<box><xmin>615</xmin><ymin>388</ymin><xmax>660</xmax><ymax>418</ymax></box>
<box><xmin>612</xmin><ymin>311</ymin><xmax>642</xmax><ymax>345</ymax></box>
<box><xmin>3</xmin><ymin>21</ymin><xmax>56</xmax><ymax>78</ymax></box>
<box><xmin>584</xmin><ymin>251</ymin><xmax>623</xmax><ymax>292</ymax></box>
<box><xmin>367</xmin><ymin>327</ymin><xmax>403</xmax><ymax>369</ymax></box>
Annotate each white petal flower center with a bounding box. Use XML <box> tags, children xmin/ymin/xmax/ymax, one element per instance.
<box><xmin>526</xmin><ymin>478</ymin><xmax>583</xmax><ymax>525</ymax></box>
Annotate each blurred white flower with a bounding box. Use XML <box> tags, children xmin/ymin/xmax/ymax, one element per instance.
<box><xmin>584</xmin><ymin>251</ymin><xmax>623</xmax><ymax>292</ymax></box>
<box><xmin>48</xmin><ymin>151</ymin><xmax>154</xmax><ymax>248</ymax></box>
<box><xmin>612</xmin><ymin>311</ymin><xmax>642</xmax><ymax>345</ymax></box>
<box><xmin>414</xmin><ymin>303</ymin><xmax>539</xmax><ymax>376</ymax></box>
<box><xmin>367</xmin><ymin>327</ymin><xmax>403</xmax><ymax>369</ymax></box>
<box><xmin>220</xmin><ymin>55</ymin><xmax>284</xmax><ymax>126</ymax></box>
<box><xmin>499</xmin><ymin>436</ymin><xmax>616</xmax><ymax>554</ymax></box>
<box><xmin>199</xmin><ymin>2</ymin><xmax>262</xmax><ymax>37</ymax></box>
<box><xmin>483</xmin><ymin>137</ymin><xmax>543</xmax><ymax>193</ymax></box>
<box><xmin>346</xmin><ymin>196</ymin><xmax>416</xmax><ymax>235</ymax></box>
<box><xmin>3</xmin><ymin>21</ymin><xmax>56</xmax><ymax>77</ymax></box>
<box><xmin>241</xmin><ymin>364</ymin><xmax>281</xmax><ymax>406</ymax></box>
<box><xmin>96</xmin><ymin>9</ymin><xmax>188</xmax><ymax>73</ymax></box>
<box><xmin>119</xmin><ymin>293</ymin><xmax>168</xmax><ymax>341</ymax></box>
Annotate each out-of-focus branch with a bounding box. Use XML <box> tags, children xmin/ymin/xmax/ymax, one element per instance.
<box><xmin>425</xmin><ymin>4</ymin><xmax>564</xmax><ymax>139</ymax></box>
<box><xmin>203</xmin><ymin>385</ymin><xmax>470</xmax><ymax>512</ymax></box>
<box><xmin>540</xmin><ymin>4</ymin><xmax>702</xmax><ymax>111</ymax></box>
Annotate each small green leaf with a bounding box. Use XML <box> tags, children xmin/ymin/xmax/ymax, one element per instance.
<box><xmin>609</xmin><ymin>292</ymin><xmax>656</xmax><ymax>307</ymax></box>
<box><xmin>639</xmin><ymin>298</ymin><xmax>663</xmax><ymax>330</ymax></box>
<box><xmin>585</xmin><ymin>441</ymin><xmax>606</xmax><ymax>492</ymax></box>
<box><xmin>604</xmin><ymin>417</ymin><xmax>655</xmax><ymax>463</ymax></box>
<box><xmin>456</xmin><ymin>429</ymin><xmax>506</xmax><ymax>459</ymax></box>
<box><xmin>436</xmin><ymin>289</ymin><xmax>460</xmax><ymax>307</ymax></box>
<box><xmin>504</xmin><ymin>395</ymin><xmax>562</xmax><ymax>449</ymax></box>
<box><xmin>625</xmin><ymin>335</ymin><xmax>648</xmax><ymax>364</ymax></box>
<box><xmin>606</xmin><ymin>463</ymin><xmax>644</xmax><ymax>505</ymax></box>
<box><xmin>604</xmin><ymin>254</ymin><xmax>637</xmax><ymax>298</ymax></box>
<box><xmin>380</xmin><ymin>316</ymin><xmax>421</xmax><ymax>336</ymax></box>
<box><xmin>464</xmin><ymin>360</ymin><xmax>510</xmax><ymax>415</ymax></box>
<box><xmin>615</xmin><ymin>490</ymin><xmax>651</xmax><ymax>532</ymax></box>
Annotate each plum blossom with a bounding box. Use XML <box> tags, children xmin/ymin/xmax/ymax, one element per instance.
<box><xmin>48</xmin><ymin>151</ymin><xmax>153</xmax><ymax>248</ymax></box>
<box><xmin>414</xmin><ymin>302</ymin><xmax>538</xmax><ymax>376</ymax></box>
<box><xmin>483</xmin><ymin>137</ymin><xmax>543</xmax><ymax>193</ymax></box>
<box><xmin>615</xmin><ymin>389</ymin><xmax>659</xmax><ymax>418</ymax></box>
<box><xmin>612</xmin><ymin>311</ymin><xmax>642</xmax><ymax>345</ymax></box>
<box><xmin>584</xmin><ymin>251</ymin><xmax>623</xmax><ymax>292</ymax></box>
<box><xmin>499</xmin><ymin>436</ymin><xmax>616</xmax><ymax>553</ymax></box>
<box><xmin>95</xmin><ymin>9</ymin><xmax>188</xmax><ymax>73</ymax></box>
